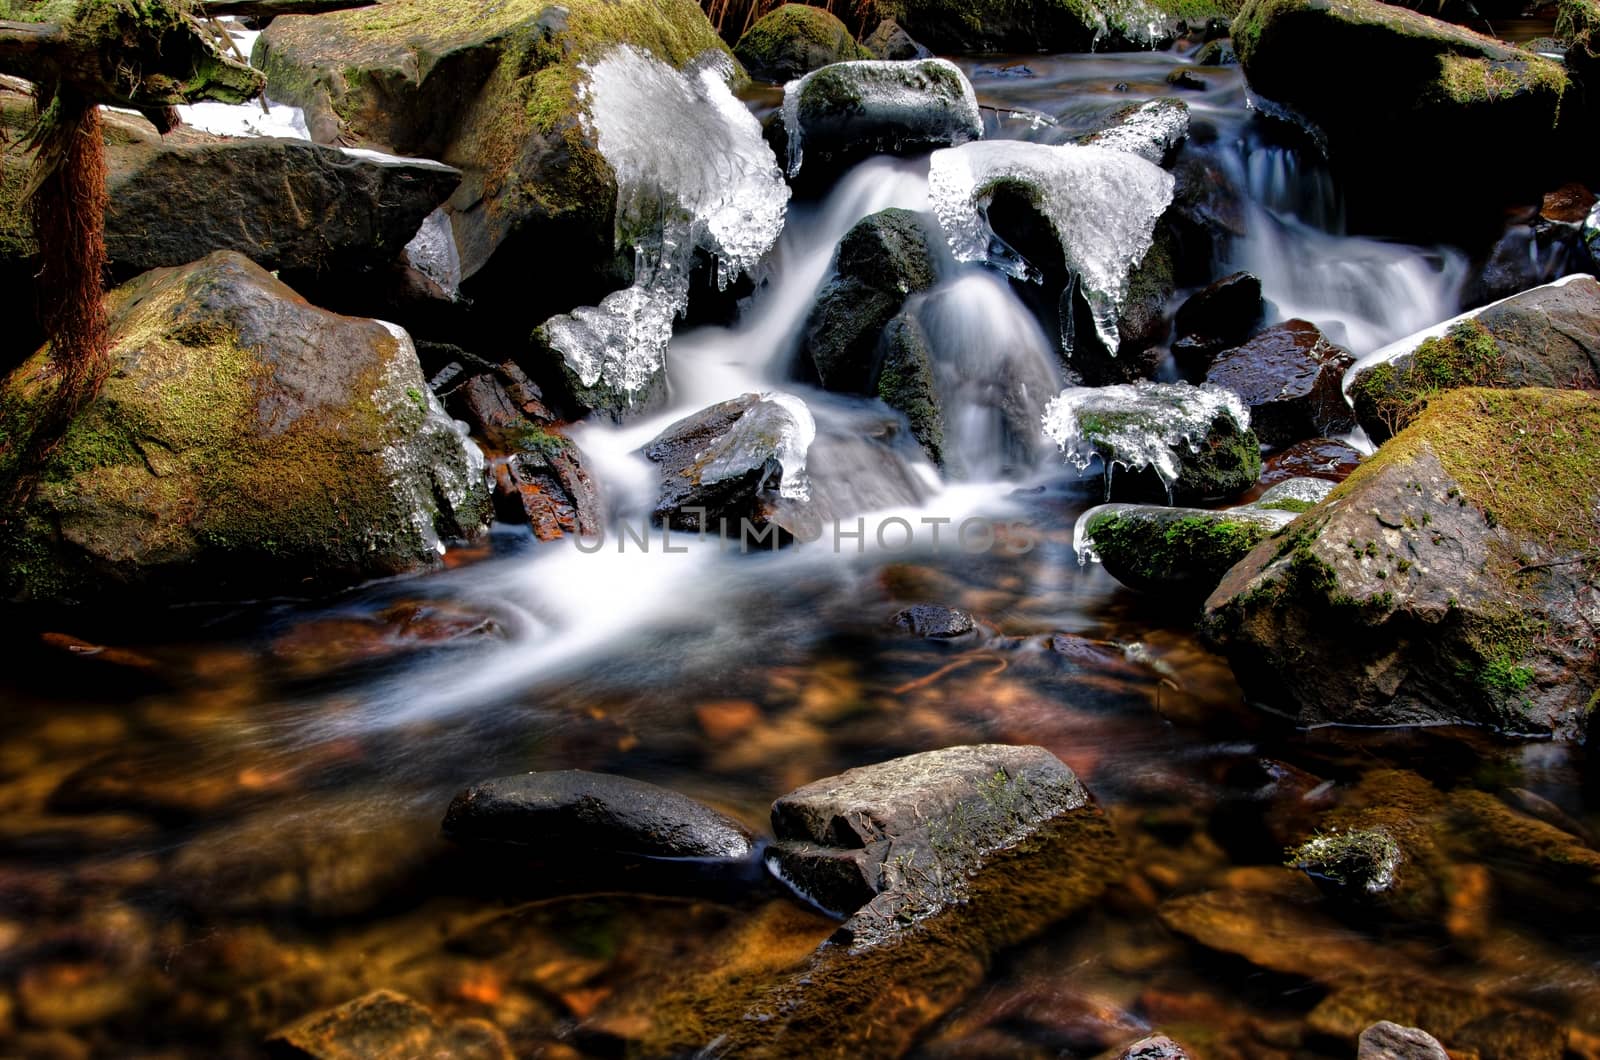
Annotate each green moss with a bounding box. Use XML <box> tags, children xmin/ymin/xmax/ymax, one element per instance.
<box><xmin>1351</xmin><ymin>319</ymin><xmax>1507</xmax><ymax>442</ymax></box>
<box><xmin>1557</xmin><ymin>0</ymin><xmax>1600</xmax><ymax>55</ymax></box>
<box><xmin>1287</xmin><ymin>827</ymin><xmax>1403</xmax><ymax>892</ymax></box>
<box><xmin>1258</xmin><ymin>497</ymin><xmax>1315</xmax><ymax>513</ymax></box>
<box><xmin>1436</xmin><ymin>52</ymin><xmax>1569</xmax><ymax>108</ymax></box>
<box><xmin>735</xmin><ymin>4</ymin><xmax>867</xmax><ymax>75</ymax></box>
<box><xmin>0</xmin><ymin>0</ymin><xmax>78</xmax><ymax>20</ymax></box>
<box><xmin>1087</xmin><ymin>509</ymin><xmax>1274</xmax><ymax>592</ymax></box>
<box><xmin>876</xmin><ymin>319</ymin><xmax>943</xmax><ymax>467</ymax></box>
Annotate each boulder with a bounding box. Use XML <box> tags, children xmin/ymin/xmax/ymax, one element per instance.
<box><xmin>1358</xmin><ymin>1021</ymin><xmax>1451</xmax><ymax>1060</ymax></box>
<box><xmin>1078</xmin><ymin>503</ymin><xmax>1293</xmax><ymax>598</ymax></box>
<box><xmin>1171</xmin><ymin>270</ymin><xmax>1263</xmax><ymax>374</ymax></box>
<box><xmin>255</xmin><ymin>0</ymin><xmax>743</xmax><ymax>360</ymax></box>
<box><xmin>634</xmin><ymin>745</ymin><xmax>1121</xmax><ymax>1056</ymax></box>
<box><xmin>1349</xmin><ymin>275</ymin><xmax>1600</xmax><ymax>444</ymax></box>
<box><xmin>1043</xmin><ymin>382</ymin><xmax>1262</xmax><ymax>504</ymax></box>
<box><xmin>1203</xmin><ymin>387</ymin><xmax>1600</xmax><ymax>740</ymax></box>
<box><xmin>862</xmin><ymin>18</ymin><xmax>933</xmax><ymax>60</ymax></box>
<box><xmin>1233</xmin><ymin>0</ymin><xmax>1576</xmax><ymax>232</ymax></box>
<box><xmin>442</xmin><ymin>770</ymin><xmax>756</xmax><ymax>860</ymax></box>
<box><xmin>269</xmin><ymin>989</ymin><xmax>513</xmax><ymax>1060</ymax></box>
<box><xmin>735</xmin><ymin>4</ymin><xmax>868</xmax><ymax>82</ymax></box>
<box><xmin>782</xmin><ymin>58</ymin><xmax>983</xmax><ymax>180</ymax></box>
<box><xmin>802</xmin><ymin>208</ymin><xmax>942</xmax><ymax>394</ymax></box>
<box><xmin>641</xmin><ymin>393</ymin><xmax>815</xmax><ymax>542</ymax></box>
<box><xmin>0</xmin><ymin>252</ymin><xmax>489</xmax><ymax>603</ymax></box>
<box><xmin>0</xmin><ymin>84</ymin><xmax>458</xmax><ymax>282</ymax></box>
<box><xmin>1205</xmin><ymin>319</ymin><xmax>1355</xmax><ymax>446</ymax></box>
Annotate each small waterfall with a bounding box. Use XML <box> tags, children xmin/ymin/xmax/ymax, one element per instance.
<box><xmin>913</xmin><ymin>271</ymin><xmax>1063</xmax><ymax>479</ymax></box>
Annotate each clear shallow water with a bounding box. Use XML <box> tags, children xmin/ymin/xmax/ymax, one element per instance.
<box><xmin>1</xmin><ymin>45</ymin><xmax>1595</xmax><ymax>1060</ymax></box>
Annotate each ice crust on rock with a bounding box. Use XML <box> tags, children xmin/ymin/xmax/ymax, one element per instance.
<box><xmin>404</xmin><ymin>208</ymin><xmax>462</xmax><ymax>299</ymax></box>
<box><xmin>781</xmin><ymin>58</ymin><xmax>983</xmax><ymax>179</ymax></box>
<box><xmin>545</xmin><ymin>46</ymin><xmax>791</xmax><ymax>401</ymax></box>
<box><xmin>1082</xmin><ymin>99</ymin><xmax>1190</xmax><ymax>164</ymax></box>
<box><xmin>1042</xmin><ymin>381</ymin><xmax>1250</xmax><ymax>489</ymax></box>
<box><xmin>929</xmin><ymin>141</ymin><xmax>1174</xmax><ymax>357</ymax></box>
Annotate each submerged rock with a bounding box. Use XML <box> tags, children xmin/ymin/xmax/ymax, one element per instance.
<box><xmin>442</xmin><ymin>770</ymin><xmax>756</xmax><ymax>861</ymax></box>
<box><xmin>1234</xmin><ymin>0</ymin><xmax>1575</xmax><ymax>231</ymax></box>
<box><xmin>641</xmin><ymin>393</ymin><xmax>816</xmax><ymax>542</ymax></box>
<box><xmin>1205</xmin><ymin>319</ymin><xmax>1355</xmax><ymax>447</ymax></box>
<box><xmin>892</xmin><ymin>604</ymin><xmax>977</xmax><ymax>639</ymax></box>
<box><xmin>269</xmin><ymin>989</ymin><xmax>513</xmax><ymax>1060</ymax></box>
<box><xmin>1043</xmin><ymin>382</ymin><xmax>1262</xmax><ymax>503</ymax></box>
<box><xmin>634</xmin><ymin>745</ymin><xmax>1121</xmax><ymax>1056</ymax></box>
<box><xmin>736</xmin><ymin>4</ymin><xmax>868</xmax><ymax>82</ymax></box>
<box><xmin>1357</xmin><ymin>1021</ymin><xmax>1451</xmax><ymax>1060</ymax></box>
<box><xmin>1076</xmin><ymin>503</ymin><xmax>1292</xmax><ymax>598</ymax></box>
<box><xmin>782</xmin><ymin>58</ymin><xmax>982</xmax><ymax>180</ymax></box>
<box><xmin>1119</xmin><ymin>1035</ymin><xmax>1194</xmax><ymax>1060</ymax></box>
<box><xmin>1348</xmin><ymin>275</ymin><xmax>1600</xmax><ymax>444</ymax></box>
<box><xmin>0</xmin><ymin>252</ymin><xmax>489</xmax><ymax>603</ymax></box>
<box><xmin>1203</xmin><ymin>387</ymin><xmax>1600</xmax><ymax>740</ymax></box>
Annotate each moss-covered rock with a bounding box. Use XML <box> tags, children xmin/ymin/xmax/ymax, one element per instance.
<box><xmin>0</xmin><ymin>252</ymin><xmax>490</xmax><ymax>603</ymax></box>
<box><xmin>1349</xmin><ymin>276</ymin><xmax>1600</xmax><ymax>444</ymax></box>
<box><xmin>1080</xmin><ymin>502</ymin><xmax>1291</xmax><ymax>598</ymax></box>
<box><xmin>867</xmin><ymin>0</ymin><xmax>1232</xmax><ymax>53</ymax></box>
<box><xmin>1203</xmin><ymin>387</ymin><xmax>1600</xmax><ymax>740</ymax></box>
<box><xmin>255</xmin><ymin>0</ymin><xmax>738</xmax><ymax>354</ymax></box>
<box><xmin>877</xmin><ymin>314</ymin><xmax>944</xmax><ymax>466</ymax></box>
<box><xmin>735</xmin><ymin>4</ymin><xmax>868</xmax><ymax>82</ymax></box>
<box><xmin>1234</xmin><ymin>0</ymin><xmax>1578</xmax><ymax>232</ymax></box>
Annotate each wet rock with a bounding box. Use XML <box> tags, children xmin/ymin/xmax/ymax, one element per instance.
<box><xmin>1204</xmin><ymin>319</ymin><xmax>1355</xmax><ymax>447</ymax></box>
<box><xmin>1467</xmin><ymin>217</ymin><xmax>1583</xmax><ymax>305</ymax></box>
<box><xmin>1260</xmin><ymin>437</ymin><xmax>1362</xmax><ymax>486</ymax></box>
<box><xmin>783</xmin><ymin>59</ymin><xmax>982</xmax><ymax>180</ymax></box>
<box><xmin>877</xmin><ymin>314</ymin><xmax>945</xmax><ymax>465</ymax></box>
<box><xmin>1234</xmin><ymin>0</ymin><xmax>1575</xmax><ymax>233</ymax></box>
<box><xmin>1080</xmin><ymin>99</ymin><xmax>1191</xmax><ymax>166</ymax></box>
<box><xmin>443</xmin><ymin>770</ymin><xmax>756</xmax><ymax>860</ymax></box>
<box><xmin>1120</xmin><ymin>1035</ymin><xmax>1194</xmax><ymax>1059</ymax></box>
<box><xmin>892</xmin><ymin>604</ymin><xmax>976</xmax><ymax>639</ymax></box>
<box><xmin>767</xmin><ymin>744</ymin><xmax>1103</xmax><ymax>920</ymax></box>
<box><xmin>1166</xmin><ymin>67</ymin><xmax>1208</xmax><ymax>90</ymax></box>
<box><xmin>1044</xmin><ymin>382</ymin><xmax>1262</xmax><ymax>504</ymax></box>
<box><xmin>638</xmin><ymin>745</ymin><xmax>1121</xmax><ymax>1057</ymax></box>
<box><xmin>1194</xmin><ymin>38</ymin><xmax>1237</xmax><ymax>65</ymax></box>
<box><xmin>1541</xmin><ymin>182</ymin><xmax>1595</xmax><ymax>223</ymax></box>
<box><xmin>269</xmin><ymin>989</ymin><xmax>513</xmax><ymax>1060</ymax></box>
<box><xmin>1066</xmin><ymin>225</ymin><xmax>1180</xmax><ymax>387</ymax></box>
<box><xmin>802</xmin><ymin>209</ymin><xmax>943</xmax><ymax>395</ymax></box>
<box><xmin>1203</xmin><ymin>387</ymin><xmax>1600</xmax><ymax>740</ymax></box>
<box><xmin>1078</xmin><ymin>503</ymin><xmax>1293</xmax><ymax>599</ymax></box>
<box><xmin>641</xmin><ymin>393</ymin><xmax>814</xmax><ymax>542</ymax></box>
<box><xmin>256</xmin><ymin>0</ymin><xmax>736</xmax><ymax>346</ymax></box>
<box><xmin>455</xmin><ymin>373</ymin><xmax>600</xmax><ymax>541</ymax></box>
<box><xmin>736</xmin><ymin>4</ymin><xmax>868</xmax><ymax>82</ymax></box>
<box><xmin>1171</xmin><ymin>271</ymin><xmax>1263</xmax><ymax>374</ymax></box>
<box><xmin>1358</xmin><ymin>1020</ymin><xmax>1451</xmax><ymax>1060</ymax></box>
<box><xmin>863</xmin><ymin>19</ymin><xmax>933</xmax><ymax>60</ymax></box>
<box><xmin>875</xmin><ymin>0</ymin><xmax>1178</xmax><ymax>52</ymax></box>
<box><xmin>1308</xmin><ymin>978</ymin><xmax>1567</xmax><ymax>1059</ymax></box>
<box><xmin>0</xmin><ymin>252</ymin><xmax>490</xmax><ymax>604</ymax></box>
<box><xmin>269</xmin><ymin>601</ymin><xmax>500</xmax><ymax>681</ymax></box>
<box><xmin>0</xmin><ymin>84</ymin><xmax>458</xmax><ymax>283</ymax></box>
<box><xmin>1158</xmin><ymin>883</ymin><xmax>1394</xmax><ymax>981</ymax></box>
<box><xmin>1349</xmin><ymin>276</ymin><xmax>1600</xmax><ymax>444</ymax></box>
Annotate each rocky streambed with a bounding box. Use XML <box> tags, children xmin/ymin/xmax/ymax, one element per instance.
<box><xmin>0</xmin><ymin>0</ymin><xmax>1598</xmax><ymax>1057</ymax></box>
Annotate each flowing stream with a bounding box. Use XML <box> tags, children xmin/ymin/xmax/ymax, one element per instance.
<box><xmin>1</xmin><ymin>46</ymin><xmax>1594</xmax><ymax>1060</ymax></box>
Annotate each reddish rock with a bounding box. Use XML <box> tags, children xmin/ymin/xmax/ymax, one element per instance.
<box><xmin>1260</xmin><ymin>437</ymin><xmax>1363</xmax><ymax>487</ymax></box>
<box><xmin>1205</xmin><ymin>320</ymin><xmax>1356</xmax><ymax>446</ymax></box>
<box><xmin>1540</xmin><ymin>182</ymin><xmax>1595</xmax><ymax>224</ymax></box>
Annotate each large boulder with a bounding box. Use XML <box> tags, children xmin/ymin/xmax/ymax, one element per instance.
<box><xmin>442</xmin><ymin>770</ymin><xmax>756</xmax><ymax>860</ymax></box>
<box><xmin>255</xmin><ymin>0</ymin><xmax>744</xmax><ymax>358</ymax></box>
<box><xmin>1043</xmin><ymin>382</ymin><xmax>1263</xmax><ymax>504</ymax></box>
<box><xmin>865</xmin><ymin>0</ymin><xmax>1189</xmax><ymax>52</ymax></box>
<box><xmin>1078</xmin><ymin>503</ymin><xmax>1294</xmax><ymax>599</ymax></box>
<box><xmin>1234</xmin><ymin>0</ymin><xmax>1577</xmax><ymax>232</ymax></box>
<box><xmin>781</xmin><ymin>58</ymin><xmax>983</xmax><ymax>180</ymax></box>
<box><xmin>1203</xmin><ymin>387</ymin><xmax>1600</xmax><ymax>740</ymax></box>
<box><xmin>0</xmin><ymin>252</ymin><xmax>490</xmax><ymax>603</ymax></box>
<box><xmin>1348</xmin><ymin>275</ymin><xmax>1600</xmax><ymax>444</ymax></box>
<box><xmin>638</xmin><ymin>745</ymin><xmax>1123</xmax><ymax>1056</ymax></box>
<box><xmin>1205</xmin><ymin>319</ymin><xmax>1356</xmax><ymax>446</ymax></box>
<box><xmin>735</xmin><ymin>4</ymin><xmax>868</xmax><ymax>82</ymax></box>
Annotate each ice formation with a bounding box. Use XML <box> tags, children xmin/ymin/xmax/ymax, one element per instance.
<box><xmin>1042</xmin><ymin>382</ymin><xmax>1250</xmax><ymax>490</ymax></box>
<box><xmin>781</xmin><ymin>59</ymin><xmax>982</xmax><ymax>179</ymax></box>
<box><xmin>929</xmin><ymin>141</ymin><xmax>1174</xmax><ymax>357</ymax></box>
<box><xmin>404</xmin><ymin>208</ymin><xmax>462</xmax><ymax>299</ymax></box>
<box><xmin>544</xmin><ymin>46</ymin><xmax>790</xmax><ymax>400</ymax></box>
<box><xmin>1082</xmin><ymin>99</ymin><xmax>1190</xmax><ymax>165</ymax></box>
